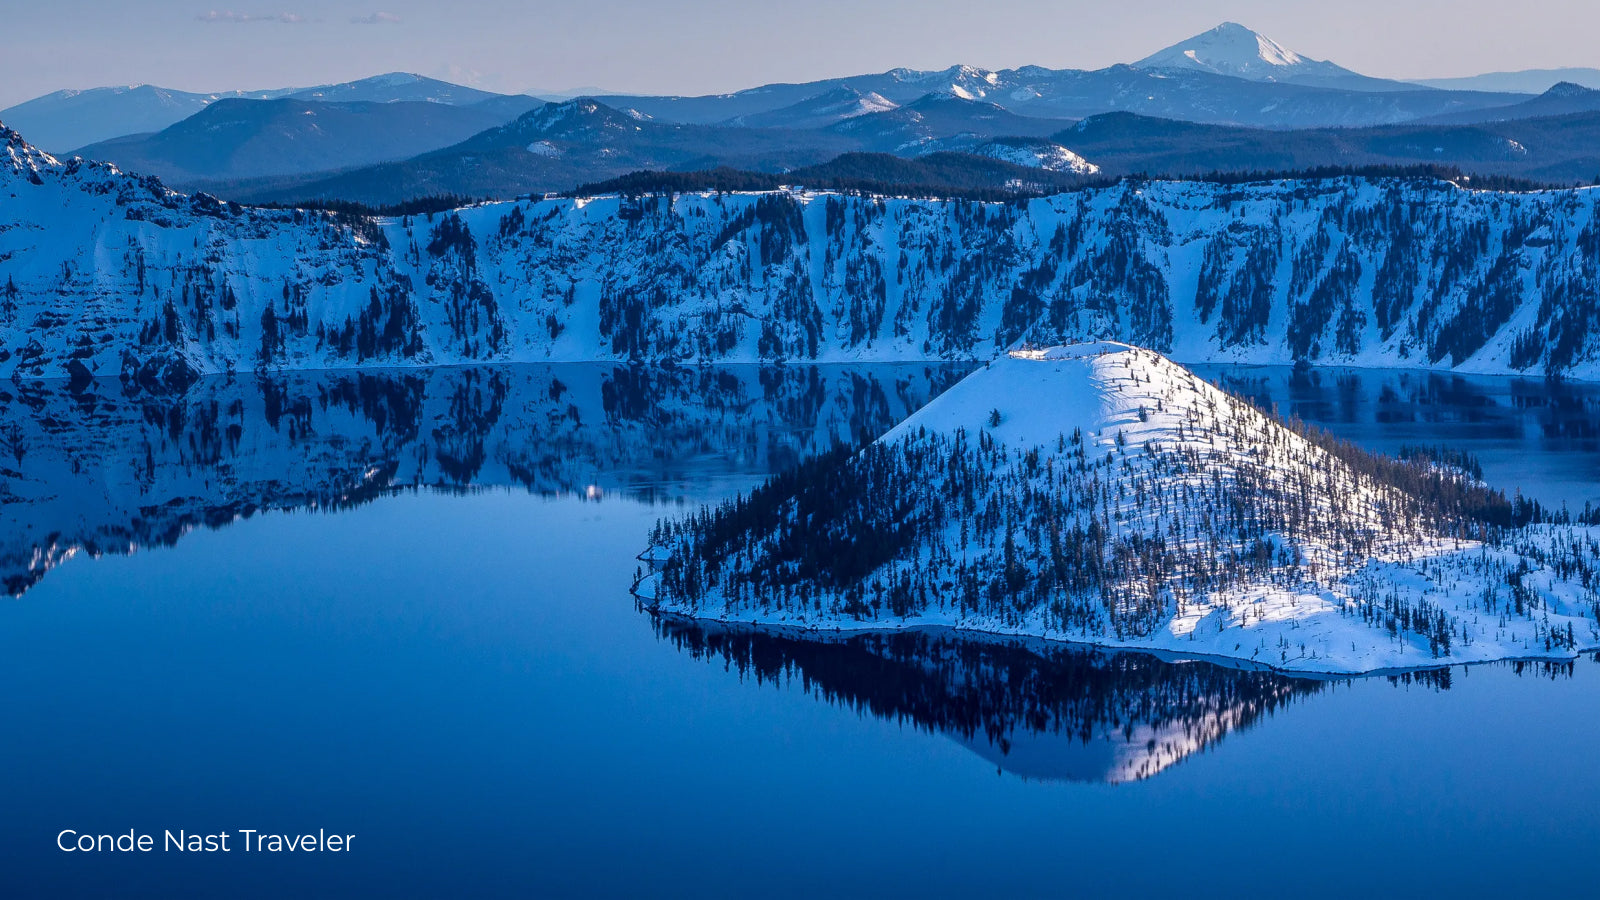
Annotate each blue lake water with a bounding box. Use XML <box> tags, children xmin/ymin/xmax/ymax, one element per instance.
<box><xmin>3</xmin><ymin>363</ymin><xmax>1599</xmax><ymax>898</ymax></box>
<box><xmin>1198</xmin><ymin>364</ymin><xmax>1600</xmax><ymax>509</ymax></box>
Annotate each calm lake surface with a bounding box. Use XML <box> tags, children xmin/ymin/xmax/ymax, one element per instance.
<box><xmin>3</xmin><ymin>363</ymin><xmax>1599</xmax><ymax>898</ymax></box>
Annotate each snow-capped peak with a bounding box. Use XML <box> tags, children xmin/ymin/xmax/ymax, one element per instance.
<box><xmin>1</xmin><ymin>122</ymin><xmax>61</xmax><ymax>179</ymax></box>
<box><xmin>883</xmin><ymin>64</ymin><xmax>1001</xmax><ymax>99</ymax></box>
<box><xmin>1132</xmin><ymin>22</ymin><xmax>1351</xmax><ymax>83</ymax></box>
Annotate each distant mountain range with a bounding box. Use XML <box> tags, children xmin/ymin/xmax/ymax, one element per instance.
<box><xmin>604</xmin><ymin>63</ymin><xmax>1511</xmax><ymax>132</ymax></box>
<box><xmin>216</xmin><ymin>98</ymin><xmax>861</xmax><ymax>204</ymax></box>
<box><xmin>0</xmin><ymin>73</ymin><xmax>525</xmax><ymax>152</ymax></box>
<box><xmin>205</xmin><ymin>90</ymin><xmax>1600</xmax><ymax>205</ymax></box>
<box><xmin>1413</xmin><ymin>68</ymin><xmax>1600</xmax><ymax>94</ymax></box>
<box><xmin>1055</xmin><ymin>91</ymin><xmax>1600</xmax><ymax>184</ymax></box>
<box><xmin>1417</xmin><ymin>81</ymin><xmax>1600</xmax><ymax>124</ymax></box>
<box><xmin>10</xmin><ymin>23</ymin><xmax>1600</xmax><ymax>202</ymax></box>
<box><xmin>593</xmin><ymin>23</ymin><xmax>1525</xmax><ymax>130</ymax></box>
<box><xmin>72</xmin><ymin>96</ymin><xmax>541</xmax><ymax>184</ymax></box>
<box><xmin>154</xmin><ymin>92</ymin><xmax>1106</xmax><ymax>204</ymax></box>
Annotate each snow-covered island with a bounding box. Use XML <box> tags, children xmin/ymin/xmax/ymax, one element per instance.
<box><xmin>636</xmin><ymin>343</ymin><xmax>1600</xmax><ymax>674</ymax></box>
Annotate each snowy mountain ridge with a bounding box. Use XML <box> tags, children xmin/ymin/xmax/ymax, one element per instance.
<box><xmin>4</xmin><ymin>124</ymin><xmax>59</xmax><ymax>177</ymax></box>
<box><xmin>5</xmin><ymin>121</ymin><xmax>1600</xmax><ymax>384</ymax></box>
<box><xmin>637</xmin><ymin>343</ymin><xmax>1600</xmax><ymax>673</ymax></box>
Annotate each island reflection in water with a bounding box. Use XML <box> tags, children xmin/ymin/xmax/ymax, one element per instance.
<box><xmin>3</xmin><ymin>361</ymin><xmax>1594</xmax><ymax>788</ymax></box>
<box><xmin>653</xmin><ymin>615</ymin><xmax>1584</xmax><ymax>783</ymax></box>
<box><xmin>653</xmin><ymin>615</ymin><xmax>1332</xmax><ymax>783</ymax></box>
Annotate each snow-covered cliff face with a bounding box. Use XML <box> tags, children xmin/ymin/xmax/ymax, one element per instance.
<box><xmin>5</xmin><ymin>120</ymin><xmax>1600</xmax><ymax>381</ymax></box>
<box><xmin>0</xmin><ymin>362</ymin><xmax>962</xmax><ymax>597</ymax></box>
<box><xmin>638</xmin><ymin>344</ymin><xmax>1600</xmax><ymax>673</ymax></box>
<box><xmin>0</xmin><ymin>124</ymin><xmax>408</xmax><ymax>389</ymax></box>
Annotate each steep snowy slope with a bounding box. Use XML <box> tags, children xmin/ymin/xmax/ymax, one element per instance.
<box><xmin>7</xmin><ymin>120</ymin><xmax>1600</xmax><ymax>381</ymax></box>
<box><xmin>0</xmin><ymin>123</ymin><xmax>411</xmax><ymax>388</ymax></box>
<box><xmin>638</xmin><ymin>344</ymin><xmax>1600</xmax><ymax>673</ymax></box>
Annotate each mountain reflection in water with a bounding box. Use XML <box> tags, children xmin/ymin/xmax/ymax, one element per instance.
<box><xmin>7</xmin><ymin>360</ymin><xmax>1596</xmax><ymax>791</ymax></box>
<box><xmin>1195</xmin><ymin>365</ymin><xmax>1600</xmax><ymax>508</ymax></box>
<box><xmin>0</xmin><ymin>363</ymin><xmax>969</xmax><ymax>596</ymax></box>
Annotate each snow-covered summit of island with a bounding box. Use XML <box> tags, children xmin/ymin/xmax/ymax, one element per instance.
<box><xmin>881</xmin><ymin>341</ymin><xmax>1158</xmax><ymax>447</ymax></box>
<box><xmin>640</xmin><ymin>343</ymin><xmax>1600</xmax><ymax>674</ymax></box>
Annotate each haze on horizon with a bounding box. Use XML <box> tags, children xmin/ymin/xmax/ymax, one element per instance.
<box><xmin>1</xmin><ymin>0</ymin><xmax>1598</xmax><ymax>108</ymax></box>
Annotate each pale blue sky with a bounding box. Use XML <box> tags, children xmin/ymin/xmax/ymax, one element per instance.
<box><xmin>2</xmin><ymin>0</ymin><xmax>1597</xmax><ymax>107</ymax></box>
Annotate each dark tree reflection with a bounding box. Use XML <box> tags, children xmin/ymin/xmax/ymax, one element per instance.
<box><xmin>0</xmin><ymin>363</ymin><xmax>969</xmax><ymax>596</ymax></box>
<box><xmin>653</xmin><ymin>615</ymin><xmax>1331</xmax><ymax>783</ymax></box>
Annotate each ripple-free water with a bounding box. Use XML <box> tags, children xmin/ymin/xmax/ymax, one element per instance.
<box><xmin>3</xmin><ymin>364</ymin><xmax>1598</xmax><ymax>898</ymax></box>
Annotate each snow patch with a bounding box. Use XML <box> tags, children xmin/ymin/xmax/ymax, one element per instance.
<box><xmin>975</xmin><ymin>140</ymin><xmax>1099</xmax><ymax>175</ymax></box>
